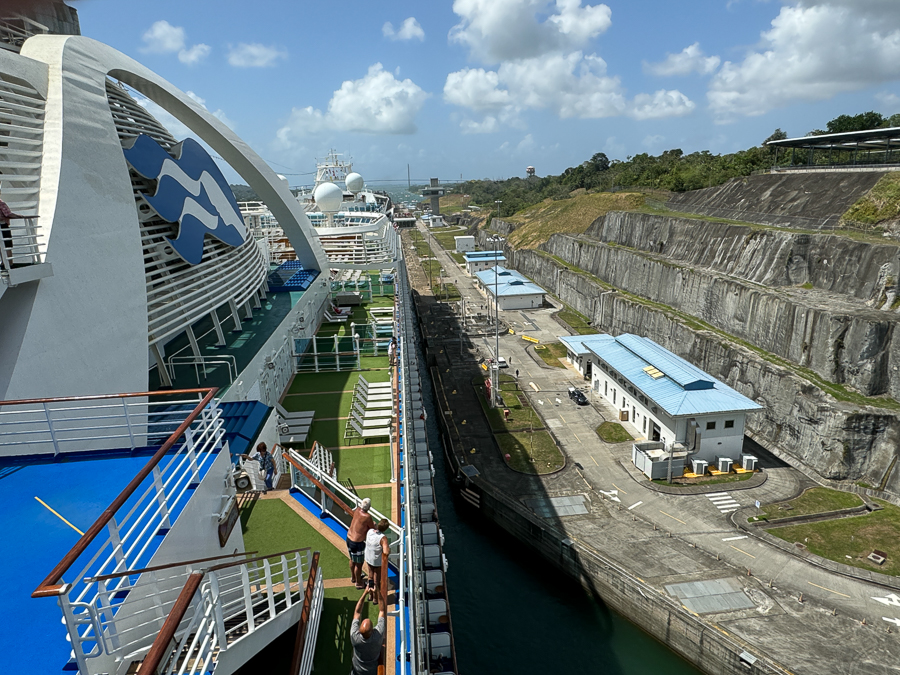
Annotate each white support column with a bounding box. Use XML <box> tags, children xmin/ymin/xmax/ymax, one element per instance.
<box><xmin>313</xmin><ymin>336</ymin><xmax>319</xmax><ymax>373</ymax></box>
<box><xmin>242</xmin><ymin>301</ymin><xmax>253</xmax><ymax>320</ymax></box>
<box><xmin>151</xmin><ymin>344</ymin><xmax>174</xmax><ymax>387</ymax></box>
<box><xmin>210</xmin><ymin>308</ymin><xmax>226</xmax><ymax>347</ymax></box>
<box><xmin>229</xmin><ymin>299</ymin><xmax>243</xmax><ymax>332</ymax></box>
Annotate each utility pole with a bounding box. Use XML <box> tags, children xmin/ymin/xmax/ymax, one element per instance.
<box><xmin>492</xmin><ymin>234</ymin><xmax>501</xmax><ymax>408</ymax></box>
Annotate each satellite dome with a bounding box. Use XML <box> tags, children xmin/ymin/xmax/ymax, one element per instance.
<box><xmin>345</xmin><ymin>172</ymin><xmax>364</xmax><ymax>194</ymax></box>
<box><xmin>314</xmin><ymin>182</ymin><xmax>343</xmax><ymax>213</ymax></box>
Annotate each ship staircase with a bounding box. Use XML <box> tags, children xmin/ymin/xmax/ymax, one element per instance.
<box><xmin>0</xmin><ymin>387</ymin><xmax>324</xmax><ymax>675</ymax></box>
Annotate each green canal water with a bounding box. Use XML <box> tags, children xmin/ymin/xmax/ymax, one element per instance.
<box><xmin>420</xmin><ymin>362</ymin><xmax>702</xmax><ymax>674</ymax></box>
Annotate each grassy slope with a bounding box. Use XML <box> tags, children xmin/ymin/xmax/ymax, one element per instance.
<box><xmin>843</xmin><ymin>173</ymin><xmax>900</xmax><ymax>226</ymax></box>
<box><xmin>502</xmin><ymin>192</ymin><xmax>646</xmax><ymax>249</ymax></box>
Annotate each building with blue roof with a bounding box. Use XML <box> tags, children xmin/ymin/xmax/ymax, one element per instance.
<box><xmin>464</xmin><ymin>250</ymin><xmax>506</xmax><ymax>274</ymax></box>
<box><xmin>474</xmin><ymin>265</ymin><xmax>547</xmax><ymax>311</ymax></box>
<box><xmin>560</xmin><ymin>333</ymin><xmax>762</xmax><ymax>465</ymax></box>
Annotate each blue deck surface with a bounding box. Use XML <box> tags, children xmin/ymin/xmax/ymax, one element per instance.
<box><xmin>2</xmin><ymin>455</ymin><xmax>161</xmax><ymax>672</ymax></box>
<box><xmin>1</xmin><ymin>448</ymin><xmax>219</xmax><ymax>674</ymax></box>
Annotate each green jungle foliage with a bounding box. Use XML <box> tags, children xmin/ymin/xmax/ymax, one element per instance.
<box><xmin>456</xmin><ymin>112</ymin><xmax>900</xmax><ymax>218</ymax></box>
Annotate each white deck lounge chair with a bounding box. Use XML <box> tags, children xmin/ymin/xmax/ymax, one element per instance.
<box><xmin>351</xmin><ymin>410</ymin><xmax>393</xmax><ymax>429</ymax></box>
<box><xmin>348</xmin><ymin>418</ymin><xmax>390</xmax><ymax>441</ymax></box>
<box><xmin>353</xmin><ymin>402</ymin><xmax>392</xmax><ymax>420</ymax></box>
<box><xmin>358</xmin><ymin>375</ymin><xmax>392</xmax><ymax>391</ymax></box>
<box><xmin>357</xmin><ymin>397</ymin><xmax>393</xmax><ymax>411</ymax></box>
<box><xmin>275</xmin><ymin>403</ymin><xmax>315</xmax><ymax>422</ymax></box>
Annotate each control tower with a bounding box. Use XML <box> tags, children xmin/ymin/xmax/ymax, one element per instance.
<box><xmin>526</xmin><ymin>165</ymin><xmax>536</xmax><ymax>178</ymax></box>
<box><xmin>422</xmin><ymin>177</ymin><xmax>444</xmax><ymax>215</ymax></box>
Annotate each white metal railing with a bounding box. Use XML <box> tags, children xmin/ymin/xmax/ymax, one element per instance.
<box><xmin>0</xmin><ymin>215</ymin><xmax>46</xmax><ymax>271</ymax></box>
<box><xmin>0</xmin><ymin>389</ymin><xmax>213</xmax><ymax>457</ymax></box>
<box><xmin>287</xmin><ymin>447</ymin><xmax>400</xmax><ymax>537</ymax></box>
<box><xmin>137</xmin><ymin>549</ymin><xmax>317</xmax><ymax>675</ymax></box>
<box><xmin>166</xmin><ymin>354</ymin><xmax>238</xmax><ymax>385</ymax></box>
<box><xmin>26</xmin><ymin>389</ymin><xmax>225</xmax><ymax>674</ymax></box>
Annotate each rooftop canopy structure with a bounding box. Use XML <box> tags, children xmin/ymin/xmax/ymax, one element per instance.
<box><xmin>766</xmin><ymin>127</ymin><xmax>900</xmax><ymax>171</ymax></box>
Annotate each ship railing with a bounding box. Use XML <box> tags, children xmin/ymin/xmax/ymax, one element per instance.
<box><xmin>136</xmin><ymin>548</ymin><xmax>321</xmax><ymax>675</ymax></box>
<box><xmin>0</xmin><ymin>215</ymin><xmax>47</xmax><ymax>271</ymax></box>
<box><xmin>26</xmin><ymin>388</ymin><xmax>224</xmax><ymax>674</ymax></box>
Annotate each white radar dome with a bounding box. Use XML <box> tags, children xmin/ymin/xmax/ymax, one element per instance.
<box><xmin>314</xmin><ymin>182</ymin><xmax>343</xmax><ymax>213</ymax></box>
<box><xmin>345</xmin><ymin>172</ymin><xmax>364</xmax><ymax>194</ymax></box>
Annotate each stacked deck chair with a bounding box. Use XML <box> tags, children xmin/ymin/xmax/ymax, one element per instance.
<box><xmin>276</xmin><ymin>402</ymin><xmax>314</xmax><ymax>447</ymax></box>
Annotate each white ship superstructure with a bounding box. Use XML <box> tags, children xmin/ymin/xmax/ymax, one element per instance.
<box><xmin>0</xmin><ymin>5</ymin><xmax>456</xmax><ymax>675</ymax></box>
<box><xmin>241</xmin><ymin>150</ymin><xmax>399</xmax><ymax>268</ymax></box>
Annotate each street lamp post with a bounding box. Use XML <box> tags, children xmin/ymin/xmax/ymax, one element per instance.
<box><xmin>491</xmin><ymin>234</ymin><xmax>501</xmax><ymax>408</ymax></box>
<box><xmin>494</xmin><ymin>199</ymin><xmax>502</xmax><ymax>222</ymax></box>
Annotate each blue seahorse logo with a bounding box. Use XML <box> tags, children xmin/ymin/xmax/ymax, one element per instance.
<box><xmin>123</xmin><ymin>134</ymin><xmax>248</xmax><ymax>265</ymax></box>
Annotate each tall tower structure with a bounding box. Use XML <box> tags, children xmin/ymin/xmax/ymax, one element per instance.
<box><xmin>422</xmin><ymin>177</ymin><xmax>444</xmax><ymax>215</ymax></box>
<box><xmin>526</xmin><ymin>166</ymin><xmax>536</xmax><ymax>178</ymax></box>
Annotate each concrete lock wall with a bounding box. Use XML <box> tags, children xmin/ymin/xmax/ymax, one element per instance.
<box><xmin>509</xmin><ymin>246</ymin><xmax>900</xmax><ymax>493</ymax></box>
<box><xmin>473</xmin><ymin>480</ymin><xmax>774</xmax><ymax>675</ymax></box>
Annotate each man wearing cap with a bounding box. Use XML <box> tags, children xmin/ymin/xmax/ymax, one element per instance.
<box><xmin>350</xmin><ymin>585</ymin><xmax>385</xmax><ymax>675</ymax></box>
<box><xmin>347</xmin><ymin>498</ymin><xmax>374</xmax><ymax>589</ymax></box>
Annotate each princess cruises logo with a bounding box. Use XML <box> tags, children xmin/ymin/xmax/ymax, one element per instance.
<box><xmin>123</xmin><ymin>134</ymin><xmax>248</xmax><ymax>265</ymax></box>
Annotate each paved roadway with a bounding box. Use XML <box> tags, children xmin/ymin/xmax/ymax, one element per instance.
<box><xmin>411</xmin><ymin>222</ymin><xmax>900</xmax><ymax>673</ymax></box>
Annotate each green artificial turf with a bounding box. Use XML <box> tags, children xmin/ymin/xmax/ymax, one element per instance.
<box><xmin>282</xmin><ymin>392</ymin><xmax>355</xmax><ymax>419</ymax></box>
<box><xmin>333</xmin><ymin>445</ymin><xmax>393</xmax><ymax>485</ymax></box>
<box><xmin>360</xmin><ymin>356</ymin><xmax>391</xmax><ymax>369</ymax></box>
<box><xmin>239</xmin><ymin>499</ymin><xmax>348</xmax><ymax>580</ymax></box>
<box><xmin>356</xmin><ymin>486</ymin><xmax>393</xmax><ymax>519</ymax></box>
<box><xmin>313</xmin><ymin>586</ymin><xmax>381</xmax><ymax>675</ymax></box>
<box><xmin>287</xmin><ymin>371</ymin><xmax>360</xmax><ymax>395</ymax></box>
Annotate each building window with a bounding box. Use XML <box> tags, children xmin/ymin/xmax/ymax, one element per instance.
<box><xmin>613</xmin><ymin>389</ymin><xmax>617</xmax><ymax>405</ymax></box>
<box><xmin>706</xmin><ymin>421</ymin><xmax>716</xmax><ymax>430</ymax></box>
<box><xmin>604</xmin><ymin>381</ymin><xmax>608</xmax><ymax>395</ymax></box>
<box><xmin>643</xmin><ymin>417</ymin><xmax>647</xmax><ymax>433</ymax></box>
<box><xmin>724</xmin><ymin>420</ymin><xmax>735</xmax><ymax>429</ymax></box>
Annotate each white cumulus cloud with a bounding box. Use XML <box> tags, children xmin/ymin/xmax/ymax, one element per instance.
<box><xmin>141</xmin><ymin>20</ymin><xmax>210</xmax><ymax>65</ymax></box>
<box><xmin>645</xmin><ymin>42</ymin><xmax>720</xmax><ymax>76</ymax></box>
<box><xmin>227</xmin><ymin>43</ymin><xmax>288</xmax><ymax>68</ymax></box>
<box><xmin>178</xmin><ymin>43</ymin><xmax>211</xmax><ymax>65</ymax></box>
<box><xmin>708</xmin><ymin>1</ymin><xmax>900</xmax><ymax>119</ymax></box>
<box><xmin>449</xmin><ymin>0</ymin><xmax>611</xmax><ymax>63</ymax></box>
<box><xmin>383</xmin><ymin>17</ymin><xmax>425</xmax><ymax>41</ymax></box>
<box><xmin>277</xmin><ymin>64</ymin><xmax>429</xmax><ymax>142</ymax></box>
<box><xmin>444</xmin><ymin>52</ymin><xmax>694</xmax><ymax>129</ymax></box>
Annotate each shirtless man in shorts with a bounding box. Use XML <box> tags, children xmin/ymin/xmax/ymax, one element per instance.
<box><xmin>347</xmin><ymin>498</ymin><xmax>375</xmax><ymax>589</ymax></box>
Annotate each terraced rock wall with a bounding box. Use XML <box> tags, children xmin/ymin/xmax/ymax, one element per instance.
<box><xmin>665</xmin><ymin>172</ymin><xmax>885</xmax><ymax>228</ymax></box>
<box><xmin>541</xmin><ymin>214</ymin><xmax>900</xmax><ymax>398</ymax></box>
<box><xmin>508</xmin><ymin>246</ymin><xmax>900</xmax><ymax>492</ymax></box>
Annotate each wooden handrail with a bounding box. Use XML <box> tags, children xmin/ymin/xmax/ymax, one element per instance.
<box><xmin>283</xmin><ymin>452</ymin><xmax>355</xmax><ymax>517</ymax></box>
<box><xmin>289</xmin><ymin>551</ymin><xmax>320</xmax><ymax>675</ymax></box>
<box><xmin>207</xmin><ymin>547</ymin><xmax>311</xmax><ymax>573</ymax></box>
<box><xmin>1</xmin><ymin>387</ymin><xmax>215</xmax><ymax>407</ymax></box>
<box><xmin>87</xmin><ymin>550</ymin><xmax>258</xmax><ymax>583</ymax></box>
<box><xmin>140</xmin><ymin>572</ymin><xmax>204</xmax><ymax>675</ymax></box>
<box><xmin>32</xmin><ymin>388</ymin><xmax>219</xmax><ymax>598</ymax></box>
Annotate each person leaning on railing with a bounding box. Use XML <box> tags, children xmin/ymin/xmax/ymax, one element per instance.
<box><xmin>350</xmin><ymin>585</ymin><xmax>386</xmax><ymax>675</ymax></box>
<box><xmin>0</xmin><ymin>195</ymin><xmax>25</xmax><ymax>269</ymax></box>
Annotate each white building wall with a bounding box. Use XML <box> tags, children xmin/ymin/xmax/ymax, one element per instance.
<box><xmin>498</xmin><ymin>293</ymin><xmax>543</xmax><ymax>311</ymax></box>
<box><xmin>454</xmin><ymin>236</ymin><xmax>475</xmax><ymax>252</ymax></box>
<box><xmin>590</xmin><ymin>357</ymin><xmax>748</xmax><ymax>461</ymax></box>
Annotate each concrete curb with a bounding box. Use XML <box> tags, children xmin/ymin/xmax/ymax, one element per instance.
<box><xmin>732</xmin><ymin>505</ymin><xmax>900</xmax><ymax>591</ymax></box>
<box><xmin>614</xmin><ymin>458</ymin><xmax>768</xmax><ymax>494</ymax></box>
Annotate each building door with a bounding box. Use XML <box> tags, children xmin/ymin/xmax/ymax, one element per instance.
<box><xmin>651</xmin><ymin>422</ymin><xmax>661</xmax><ymax>442</ymax></box>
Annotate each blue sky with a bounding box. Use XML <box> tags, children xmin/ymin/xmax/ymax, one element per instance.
<box><xmin>75</xmin><ymin>0</ymin><xmax>900</xmax><ymax>185</ymax></box>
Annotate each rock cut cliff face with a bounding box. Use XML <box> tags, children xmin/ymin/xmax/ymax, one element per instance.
<box><xmin>510</xmin><ymin>247</ymin><xmax>900</xmax><ymax>493</ymax></box>
<box><xmin>542</xmin><ymin>212</ymin><xmax>900</xmax><ymax>398</ymax></box>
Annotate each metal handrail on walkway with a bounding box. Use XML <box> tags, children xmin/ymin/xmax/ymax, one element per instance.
<box><xmin>25</xmin><ymin>388</ymin><xmax>223</xmax><ymax>674</ymax></box>
<box><xmin>0</xmin><ymin>215</ymin><xmax>46</xmax><ymax>270</ymax></box>
<box><xmin>140</xmin><ymin>548</ymin><xmax>321</xmax><ymax>675</ymax></box>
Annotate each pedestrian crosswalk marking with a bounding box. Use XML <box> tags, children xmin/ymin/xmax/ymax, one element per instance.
<box><xmin>706</xmin><ymin>492</ymin><xmax>740</xmax><ymax>513</ymax></box>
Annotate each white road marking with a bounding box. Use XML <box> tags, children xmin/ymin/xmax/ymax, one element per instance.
<box><xmin>873</xmin><ymin>593</ymin><xmax>900</xmax><ymax>607</ymax></box>
<box><xmin>627</xmin><ymin>501</ymin><xmax>643</xmax><ymax>510</ymax></box>
<box><xmin>599</xmin><ymin>489</ymin><xmax>621</xmax><ymax>503</ymax></box>
<box><xmin>721</xmin><ymin>535</ymin><xmax>748</xmax><ymax>541</ymax></box>
<box><xmin>706</xmin><ymin>492</ymin><xmax>740</xmax><ymax>512</ymax></box>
